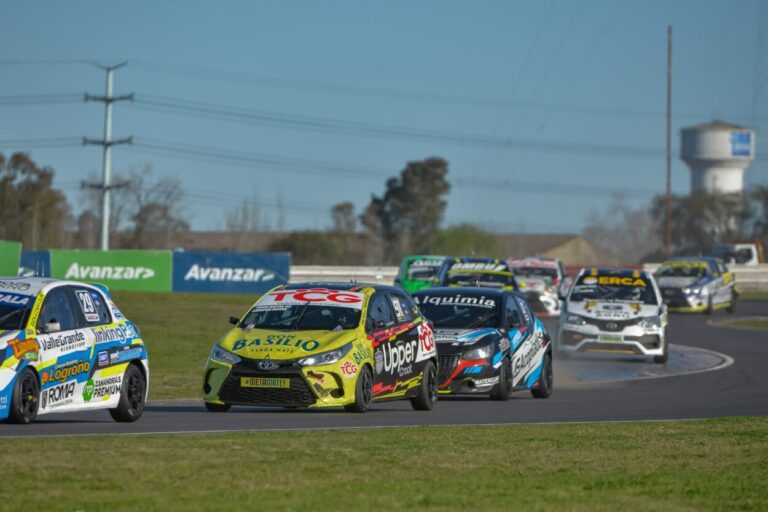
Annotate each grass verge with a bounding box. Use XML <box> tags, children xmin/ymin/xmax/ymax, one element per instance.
<box><xmin>740</xmin><ymin>291</ymin><xmax>768</xmax><ymax>301</ymax></box>
<box><xmin>111</xmin><ymin>291</ymin><xmax>257</xmax><ymax>400</ymax></box>
<box><xmin>714</xmin><ymin>318</ymin><xmax>768</xmax><ymax>330</ymax></box>
<box><xmin>2</xmin><ymin>417</ymin><xmax>767</xmax><ymax>511</ymax></box>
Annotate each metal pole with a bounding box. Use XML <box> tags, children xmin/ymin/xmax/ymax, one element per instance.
<box><xmin>665</xmin><ymin>25</ymin><xmax>673</xmax><ymax>257</ymax></box>
<box><xmin>100</xmin><ymin>67</ymin><xmax>114</xmax><ymax>251</ymax></box>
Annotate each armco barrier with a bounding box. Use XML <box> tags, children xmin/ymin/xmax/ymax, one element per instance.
<box><xmin>50</xmin><ymin>250</ymin><xmax>172</xmax><ymax>292</ymax></box>
<box><xmin>173</xmin><ymin>252</ymin><xmax>290</xmax><ymax>294</ymax></box>
<box><xmin>0</xmin><ymin>240</ymin><xmax>21</xmax><ymax>276</ymax></box>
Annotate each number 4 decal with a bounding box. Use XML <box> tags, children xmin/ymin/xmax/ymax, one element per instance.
<box><xmin>76</xmin><ymin>290</ymin><xmax>100</xmax><ymax>323</ymax></box>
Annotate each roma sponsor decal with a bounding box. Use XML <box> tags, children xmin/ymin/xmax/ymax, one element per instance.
<box><xmin>41</xmin><ymin>381</ymin><xmax>76</xmax><ymax>409</ymax></box>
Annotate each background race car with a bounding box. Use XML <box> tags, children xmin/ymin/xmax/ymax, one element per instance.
<box><xmin>0</xmin><ymin>277</ymin><xmax>149</xmax><ymax>424</ymax></box>
<box><xmin>655</xmin><ymin>257</ymin><xmax>737</xmax><ymax>314</ymax></box>
<box><xmin>203</xmin><ymin>283</ymin><xmax>438</xmax><ymax>413</ymax></box>
<box><xmin>394</xmin><ymin>255</ymin><xmax>451</xmax><ymax>294</ymax></box>
<box><xmin>507</xmin><ymin>256</ymin><xmax>567</xmax><ymax>317</ymax></box>
<box><xmin>442</xmin><ymin>258</ymin><xmax>519</xmax><ymax>291</ymax></box>
<box><xmin>558</xmin><ymin>268</ymin><xmax>669</xmax><ymax>363</ymax></box>
<box><xmin>413</xmin><ymin>287</ymin><xmax>553</xmax><ymax>400</ymax></box>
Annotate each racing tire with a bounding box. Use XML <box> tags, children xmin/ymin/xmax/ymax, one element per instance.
<box><xmin>109</xmin><ymin>364</ymin><xmax>146</xmax><ymax>422</ymax></box>
<box><xmin>531</xmin><ymin>353</ymin><xmax>553</xmax><ymax>399</ymax></box>
<box><xmin>410</xmin><ymin>360</ymin><xmax>438</xmax><ymax>411</ymax></box>
<box><xmin>490</xmin><ymin>358</ymin><xmax>512</xmax><ymax>401</ymax></box>
<box><xmin>726</xmin><ymin>291</ymin><xmax>737</xmax><ymax>314</ymax></box>
<box><xmin>653</xmin><ymin>336</ymin><xmax>669</xmax><ymax>364</ymax></box>
<box><xmin>7</xmin><ymin>368</ymin><xmax>39</xmax><ymax>424</ymax></box>
<box><xmin>205</xmin><ymin>402</ymin><xmax>231</xmax><ymax>412</ymax></box>
<box><xmin>344</xmin><ymin>365</ymin><xmax>373</xmax><ymax>413</ymax></box>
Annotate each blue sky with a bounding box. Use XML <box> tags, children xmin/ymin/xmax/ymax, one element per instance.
<box><xmin>1</xmin><ymin>0</ymin><xmax>766</xmax><ymax>234</ymax></box>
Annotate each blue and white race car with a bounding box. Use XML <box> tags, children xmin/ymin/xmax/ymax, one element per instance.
<box><xmin>0</xmin><ymin>277</ymin><xmax>149</xmax><ymax>424</ymax></box>
<box><xmin>413</xmin><ymin>287</ymin><xmax>553</xmax><ymax>400</ymax></box>
<box><xmin>655</xmin><ymin>257</ymin><xmax>737</xmax><ymax>314</ymax></box>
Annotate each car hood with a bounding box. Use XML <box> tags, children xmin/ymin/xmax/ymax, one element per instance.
<box><xmin>656</xmin><ymin>276</ymin><xmax>708</xmax><ymax>289</ymax></box>
<box><xmin>219</xmin><ymin>328</ymin><xmax>358</xmax><ymax>360</ymax></box>
<box><xmin>434</xmin><ymin>328</ymin><xmax>498</xmax><ymax>346</ymax></box>
<box><xmin>568</xmin><ymin>300</ymin><xmax>657</xmax><ymax>320</ymax></box>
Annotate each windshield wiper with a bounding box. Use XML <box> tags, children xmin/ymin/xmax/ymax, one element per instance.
<box><xmin>291</xmin><ymin>301</ymin><xmax>312</xmax><ymax>329</ymax></box>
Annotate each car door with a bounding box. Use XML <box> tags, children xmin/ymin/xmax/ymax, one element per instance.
<box><xmin>389</xmin><ymin>290</ymin><xmax>435</xmax><ymax>380</ymax></box>
<box><xmin>508</xmin><ymin>295</ymin><xmax>545</xmax><ymax>388</ymax></box>
<box><xmin>716</xmin><ymin>261</ymin><xmax>735</xmax><ymax>304</ymax></box>
<box><xmin>35</xmin><ymin>285</ymin><xmax>95</xmax><ymax>412</ymax></box>
<box><xmin>367</xmin><ymin>291</ymin><xmax>414</xmax><ymax>397</ymax></box>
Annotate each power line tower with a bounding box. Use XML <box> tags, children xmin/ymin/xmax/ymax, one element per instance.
<box><xmin>83</xmin><ymin>61</ymin><xmax>133</xmax><ymax>251</ymax></box>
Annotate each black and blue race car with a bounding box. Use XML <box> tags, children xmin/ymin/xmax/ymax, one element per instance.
<box><xmin>412</xmin><ymin>287</ymin><xmax>552</xmax><ymax>400</ymax></box>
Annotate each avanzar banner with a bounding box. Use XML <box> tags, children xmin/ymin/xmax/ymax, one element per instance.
<box><xmin>50</xmin><ymin>250</ymin><xmax>172</xmax><ymax>292</ymax></box>
<box><xmin>173</xmin><ymin>252</ymin><xmax>290</xmax><ymax>294</ymax></box>
<box><xmin>19</xmin><ymin>250</ymin><xmax>51</xmax><ymax>277</ymax></box>
<box><xmin>0</xmin><ymin>240</ymin><xmax>21</xmax><ymax>276</ymax></box>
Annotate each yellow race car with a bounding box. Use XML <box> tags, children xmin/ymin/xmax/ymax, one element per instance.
<box><xmin>202</xmin><ymin>283</ymin><xmax>438</xmax><ymax>413</ymax></box>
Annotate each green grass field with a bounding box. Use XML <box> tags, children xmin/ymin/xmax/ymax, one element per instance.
<box><xmin>716</xmin><ymin>318</ymin><xmax>768</xmax><ymax>330</ymax></box>
<box><xmin>2</xmin><ymin>417</ymin><xmax>766</xmax><ymax>511</ymax></box>
<box><xmin>111</xmin><ymin>291</ymin><xmax>257</xmax><ymax>399</ymax></box>
<box><xmin>740</xmin><ymin>291</ymin><xmax>768</xmax><ymax>301</ymax></box>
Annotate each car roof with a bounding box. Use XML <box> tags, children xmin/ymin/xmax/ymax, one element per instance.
<box><xmin>412</xmin><ymin>286</ymin><xmax>508</xmax><ymax>298</ymax></box>
<box><xmin>281</xmin><ymin>282</ymin><xmax>404</xmax><ymax>294</ymax></box>
<box><xmin>0</xmin><ymin>276</ymin><xmax>105</xmax><ymax>297</ymax></box>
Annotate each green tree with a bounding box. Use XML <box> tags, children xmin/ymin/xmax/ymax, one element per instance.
<box><xmin>361</xmin><ymin>157</ymin><xmax>450</xmax><ymax>263</ymax></box>
<box><xmin>431</xmin><ymin>224</ymin><xmax>498</xmax><ymax>257</ymax></box>
<box><xmin>0</xmin><ymin>152</ymin><xmax>71</xmax><ymax>249</ymax></box>
<box><xmin>650</xmin><ymin>191</ymin><xmax>750</xmax><ymax>256</ymax></box>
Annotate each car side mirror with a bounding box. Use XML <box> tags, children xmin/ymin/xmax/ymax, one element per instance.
<box><xmin>44</xmin><ymin>321</ymin><xmax>61</xmax><ymax>334</ymax></box>
<box><xmin>229</xmin><ymin>316</ymin><xmax>240</xmax><ymax>326</ymax></box>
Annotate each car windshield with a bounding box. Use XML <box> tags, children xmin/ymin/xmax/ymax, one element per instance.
<box><xmin>414</xmin><ymin>294</ymin><xmax>500</xmax><ymax>328</ymax></box>
<box><xmin>570</xmin><ymin>275</ymin><xmax>657</xmax><ymax>305</ymax></box>
<box><xmin>240</xmin><ymin>288</ymin><xmax>364</xmax><ymax>331</ymax></box>
<box><xmin>407</xmin><ymin>262</ymin><xmax>441</xmax><ymax>281</ymax></box>
<box><xmin>657</xmin><ymin>266</ymin><xmax>707</xmax><ymax>278</ymax></box>
<box><xmin>0</xmin><ymin>304</ymin><xmax>31</xmax><ymax>330</ymax></box>
<box><xmin>446</xmin><ymin>272</ymin><xmax>514</xmax><ymax>289</ymax></box>
<box><xmin>513</xmin><ymin>267</ymin><xmax>557</xmax><ymax>280</ymax></box>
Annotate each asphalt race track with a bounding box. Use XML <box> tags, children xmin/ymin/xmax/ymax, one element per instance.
<box><xmin>2</xmin><ymin>302</ymin><xmax>767</xmax><ymax>438</ymax></box>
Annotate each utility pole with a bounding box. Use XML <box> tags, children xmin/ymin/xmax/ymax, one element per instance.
<box><xmin>83</xmin><ymin>62</ymin><xmax>133</xmax><ymax>251</ymax></box>
<box><xmin>665</xmin><ymin>26</ymin><xmax>673</xmax><ymax>257</ymax></box>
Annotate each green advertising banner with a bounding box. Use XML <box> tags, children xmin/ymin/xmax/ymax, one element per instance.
<box><xmin>50</xmin><ymin>250</ymin><xmax>172</xmax><ymax>292</ymax></box>
<box><xmin>0</xmin><ymin>240</ymin><xmax>22</xmax><ymax>276</ymax></box>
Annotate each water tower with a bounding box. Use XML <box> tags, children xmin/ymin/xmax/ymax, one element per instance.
<box><xmin>680</xmin><ymin>120</ymin><xmax>755</xmax><ymax>195</ymax></box>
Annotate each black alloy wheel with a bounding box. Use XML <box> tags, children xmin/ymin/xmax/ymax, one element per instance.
<box><xmin>8</xmin><ymin>368</ymin><xmax>39</xmax><ymax>424</ymax></box>
<box><xmin>531</xmin><ymin>353</ymin><xmax>553</xmax><ymax>399</ymax></box>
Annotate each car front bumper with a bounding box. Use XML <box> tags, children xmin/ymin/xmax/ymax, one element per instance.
<box><xmin>557</xmin><ymin>324</ymin><xmax>665</xmax><ymax>356</ymax></box>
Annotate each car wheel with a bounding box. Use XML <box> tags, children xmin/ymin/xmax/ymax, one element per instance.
<box><xmin>726</xmin><ymin>290</ymin><xmax>736</xmax><ymax>314</ymax></box>
<box><xmin>531</xmin><ymin>353</ymin><xmax>553</xmax><ymax>399</ymax></box>
<box><xmin>205</xmin><ymin>402</ymin><xmax>231</xmax><ymax>412</ymax></box>
<box><xmin>344</xmin><ymin>365</ymin><xmax>373</xmax><ymax>413</ymax></box>
<box><xmin>653</xmin><ymin>335</ymin><xmax>669</xmax><ymax>364</ymax></box>
<box><xmin>109</xmin><ymin>364</ymin><xmax>146</xmax><ymax>422</ymax></box>
<box><xmin>490</xmin><ymin>358</ymin><xmax>512</xmax><ymax>401</ymax></box>
<box><xmin>7</xmin><ymin>368</ymin><xmax>39</xmax><ymax>424</ymax></box>
<box><xmin>410</xmin><ymin>360</ymin><xmax>438</xmax><ymax>411</ymax></box>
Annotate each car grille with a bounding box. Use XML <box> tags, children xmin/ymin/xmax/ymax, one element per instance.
<box><xmin>660</xmin><ymin>288</ymin><xmax>689</xmax><ymax>306</ymax></box>
<box><xmin>589</xmin><ymin>318</ymin><xmax>639</xmax><ymax>332</ymax></box>
<box><xmin>438</xmin><ymin>355</ymin><xmax>459</xmax><ymax>381</ymax></box>
<box><xmin>219</xmin><ymin>369</ymin><xmax>316</xmax><ymax>406</ymax></box>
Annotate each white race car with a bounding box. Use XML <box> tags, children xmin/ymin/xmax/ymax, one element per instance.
<box><xmin>557</xmin><ymin>268</ymin><xmax>669</xmax><ymax>363</ymax></box>
<box><xmin>507</xmin><ymin>257</ymin><xmax>567</xmax><ymax>317</ymax></box>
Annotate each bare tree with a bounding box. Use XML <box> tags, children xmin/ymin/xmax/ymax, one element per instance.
<box><xmin>331</xmin><ymin>201</ymin><xmax>356</xmax><ymax>233</ymax></box>
<box><xmin>583</xmin><ymin>194</ymin><xmax>661</xmax><ymax>263</ymax></box>
<box><xmin>224</xmin><ymin>200</ymin><xmax>261</xmax><ymax>251</ymax></box>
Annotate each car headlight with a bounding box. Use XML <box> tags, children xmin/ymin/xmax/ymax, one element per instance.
<box><xmin>565</xmin><ymin>314</ymin><xmax>587</xmax><ymax>326</ymax></box>
<box><xmin>210</xmin><ymin>345</ymin><xmax>241</xmax><ymax>365</ymax></box>
<box><xmin>683</xmin><ymin>287</ymin><xmax>708</xmax><ymax>295</ymax></box>
<box><xmin>297</xmin><ymin>343</ymin><xmax>353</xmax><ymax>367</ymax></box>
<box><xmin>639</xmin><ymin>316</ymin><xmax>661</xmax><ymax>330</ymax></box>
<box><xmin>463</xmin><ymin>344</ymin><xmax>493</xmax><ymax>360</ymax></box>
